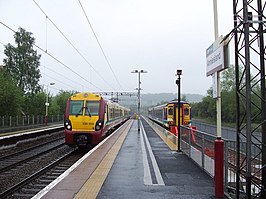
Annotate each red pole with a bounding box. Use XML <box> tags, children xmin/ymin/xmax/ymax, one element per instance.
<box><xmin>214</xmin><ymin>139</ymin><xmax>224</xmax><ymax>198</ymax></box>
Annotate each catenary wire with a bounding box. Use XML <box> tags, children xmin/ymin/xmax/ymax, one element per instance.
<box><xmin>41</xmin><ymin>64</ymin><xmax>89</xmax><ymax>91</ymax></box>
<box><xmin>78</xmin><ymin>0</ymin><xmax>124</xmax><ymax>91</ymax></box>
<box><xmin>32</xmin><ymin>0</ymin><xmax>116</xmax><ymax>91</ymax></box>
<box><xmin>0</xmin><ymin>21</ymin><xmax>103</xmax><ymax>91</ymax></box>
<box><xmin>44</xmin><ymin>73</ymin><xmax>79</xmax><ymax>91</ymax></box>
<box><xmin>34</xmin><ymin>43</ymin><xmax>103</xmax><ymax>91</ymax></box>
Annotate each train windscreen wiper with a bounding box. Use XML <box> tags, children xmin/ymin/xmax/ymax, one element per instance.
<box><xmin>76</xmin><ymin>107</ymin><xmax>84</xmax><ymax>117</ymax></box>
<box><xmin>85</xmin><ymin>106</ymin><xmax>92</xmax><ymax>117</ymax></box>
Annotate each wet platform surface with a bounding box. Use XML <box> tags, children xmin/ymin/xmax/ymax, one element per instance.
<box><xmin>97</xmin><ymin>118</ymin><xmax>215</xmax><ymax>199</ymax></box>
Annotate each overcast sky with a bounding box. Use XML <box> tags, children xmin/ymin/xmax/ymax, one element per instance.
<box><xmin>0</xmin><ymin>0</ymin><xmax>234</xmax><ymax>96</ymax></box>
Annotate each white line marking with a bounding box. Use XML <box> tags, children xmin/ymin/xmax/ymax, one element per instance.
<box><xmin>140</xmin><ymin>120</ymin><xmax>165</xmax><ymax>186</ymax></box>
<box><xmin>0</xmin><ymin>125</ymin><xmax>63</xmax><ymax>140</ymax></box>
<box><xmin>140</xmin><ymin>121</ymin><xmax>152</xmax><ymax>185</ymax></box>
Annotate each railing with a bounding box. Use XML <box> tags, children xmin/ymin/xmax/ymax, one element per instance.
<box><xmin>0</xmin><ymin>114</ymin><xmax>64</xmax><ymax>133</ymax></box>
<box><xmin>180</xmin><ymin>126</ymin><xmax>216</xmax><ymax>177</ymax></box>
<box><xmin>181</xmin><ymin>125</ymin><xmax>262</xmax><ymax>198</ymax></box>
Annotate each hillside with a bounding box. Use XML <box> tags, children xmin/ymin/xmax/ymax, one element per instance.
<box><xmin>141</xmin><ymin>93</ymin><xmax>203</xmax><ymax>106</ymax></box>
<box><xmin>119</xmin><ymin>93</ymin><xmax>203</xmax><ymax>113</ymax></box>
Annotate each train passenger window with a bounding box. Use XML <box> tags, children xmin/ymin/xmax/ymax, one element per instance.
<box><xmin>85</xmin><ymin>101</ymin><xmax>100</xmax><ymax>116</ymax></box>
<box><xmin>69</xmin><ymin>100</ymin><xmax>84</xmax><ymax>115</ymax></box>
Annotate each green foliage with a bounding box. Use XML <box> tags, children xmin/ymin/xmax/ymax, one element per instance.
<box><xmin>49</xmin><ymin>101</ymin><xmax>60</xmax><ymax>116</ymax></box>
<box><xmin>221</xmin><ymin>65</ymin><xmax>235</xmax><ymax>92</ymax></box>
<box><xmin>192</xmin><ymin>65</ymin><xmax>262</xmax><ymax>124</ymax></box>
<box><xmin>0</xmin><ymin>27</ymin><xmax>76</xmax><ymax>117</ymax></box>
<box><xmin>49</xmin><ymin>90</ymin><xmax>74</xmax><ymax>115</ymax></box>
<box><xmin>22</xmin><ymin>92</ymin><xmax>46</xmax><ymax>115</ymax></box>
<box><xmin>181</xmin><ymin>95</ymin><xmax>187</xmax><ymax>102</ymax></box>
<box><xmin>3</xmin><ymin>27</ymin><xmax>41</xmax><ymax>94</ymax></box>
<box><xmin>0</xmin><ymin>71</ymin><xmax>24</xmax><ymax>116</ymax></box>
<box><xmin>221</xmin><ymin>90</ymin><xmax>236</xmax><ymax>122</ymax></box>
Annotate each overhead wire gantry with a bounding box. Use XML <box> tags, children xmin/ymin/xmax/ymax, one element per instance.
<box><xmin>230</xmin><ymin>0</ymin><xmax>266</xmax><ymax>198</ymax></box>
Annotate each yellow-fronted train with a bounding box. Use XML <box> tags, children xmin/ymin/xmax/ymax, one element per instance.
<box><xmin>64</xmin><ymin>92</ymin><xmax>130</xmax><ymax>148</ymax></box>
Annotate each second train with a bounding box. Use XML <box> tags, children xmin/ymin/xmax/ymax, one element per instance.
<box><xmin>148</xmin><ymin>100</ymin><xmax>192</xmax><ymax>135</ymax></box>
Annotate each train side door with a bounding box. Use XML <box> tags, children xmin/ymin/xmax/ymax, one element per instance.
<box><xmin>175</xmin><ymin>104</ymin><xmax>183</xmax><ymax>126</ymax></box>
<box><xmin>105</xmin><ymin>104</ymin><xmax>108</xmax><ymax>125</ymax></box>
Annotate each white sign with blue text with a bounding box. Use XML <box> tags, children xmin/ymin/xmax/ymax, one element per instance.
<box><xmin>206</xmin><ymin>36</ymin><xmax>228</xmax><ymax>76</ymax></box>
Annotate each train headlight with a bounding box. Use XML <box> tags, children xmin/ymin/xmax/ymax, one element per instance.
<box><xmin>95</xmin><ymin>119</ymin><xmax>103</xmax><ymax>131</ymax></box>
<box><xmin>64</xmin><ymin>119</ymin><xmax>72</xmax><ymax>130</ymax></box>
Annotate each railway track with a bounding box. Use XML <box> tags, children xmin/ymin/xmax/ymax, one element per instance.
<box><xmin>0</xmin><ymin>148</ymin><xmax>85</xmax><ymax>199</ymax></box>
<box><xmin>0</xmin><ymin>128</ymin><xmax>86</xmax><ymax>199</ymax></box>
<box><xmin>0</xmin><ymin>138</ymin><xmax>65</xmax><ymax>173</ymax></box>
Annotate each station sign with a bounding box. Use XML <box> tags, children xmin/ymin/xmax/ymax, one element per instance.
<box><xmin>206</xmin><ymin>36</ymin><xmax>229</xmax><ymax>76</ymax></box>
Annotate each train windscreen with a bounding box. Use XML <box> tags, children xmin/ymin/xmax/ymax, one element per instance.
<box><xmin>168</xmin><ymin>107</ymin><xmax>174</xmax><ymax>115</ymax></box>
<box><xmin>184</xmin><ymin>107</ymin><xmax>190</xmax><ymax>115</ymax></box>
<box><xmin>69</xmin><ymin>100</ymin><xmax>84</xmax><ymax>115</ymax></box>
<box><xmin>85</xmin><ymin>101</ymin><xmax>100</xmax><ymax>116</ymax></box>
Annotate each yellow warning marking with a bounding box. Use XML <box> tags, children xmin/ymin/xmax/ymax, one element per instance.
<box><xmin>74</xmin><ymin>120</ymin><xmax>133</xmax><ymax>199</ymax></box>
<box><xmin>143</xmin><ymin>117</ymin><xmax>178</xmax><ymax>150</ymax></box>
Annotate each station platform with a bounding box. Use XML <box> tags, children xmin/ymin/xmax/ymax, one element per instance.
<box><xmin>35</xmin><ymin>118</ymin><xmax>215</xmax><ymax>199</ymax></box>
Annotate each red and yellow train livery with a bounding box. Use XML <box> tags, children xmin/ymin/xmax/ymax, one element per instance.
<box><xmin>148</xmin><ymin>100</ymin><xmax>191</xmax><ymax>130</ymax></box>
<box><xmin>64</xmin><ymin>92</ymin><xmax>130</xmax><ymax>147</ymax></box>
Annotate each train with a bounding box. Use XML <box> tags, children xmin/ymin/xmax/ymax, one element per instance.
<box><xmin>64</xmin><ymin>92</ymin><xmax>130</xmax><ymax>148</ymax></box>
<box><xmin>148</xmin><ymin>100</ymin><xmax>193</xmax><ymax>135</ymax></box>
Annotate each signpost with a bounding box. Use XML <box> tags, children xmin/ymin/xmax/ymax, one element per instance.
<box><xmin>206</xmin><ymin>36</ymin><xmax>229</xmax><ymax>78</ymax></box>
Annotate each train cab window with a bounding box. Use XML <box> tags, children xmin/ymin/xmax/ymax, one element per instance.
<box><xmin>85</xmin><ymin>101</ymin><xmax>100</xmax><ymax>116</ymax></box>
<box><xmin>184</xmin><ymin>107</ymin><xmax>190</xmax><ymax>115</ymax></box>
<box><xmin>69</xmin><ymin>100</ymin><xmax>84</xmax><ymax>115</ymax></box>
<box><xmin>168</xmin><ymin>107</ymin><xmax>174</xmax><ymax>115</ymax></box>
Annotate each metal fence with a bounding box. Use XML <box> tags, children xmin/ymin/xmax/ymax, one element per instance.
<box><xmin>0</xmin><ymin>114</ymin><xmax>64</xmax><ymax>132</ymax></box>
<box><xmin>181</xmin><ymin>125</ymin><xmax>262</xmax><ymax>197</ymax></box>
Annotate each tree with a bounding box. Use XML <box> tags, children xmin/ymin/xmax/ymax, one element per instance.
<box><xmin>0</xmin><ymin>70</ymin><xmax>24</xmax><ymax>116</ymax></box>
<box><xmin>181</xmin><ymin>95</ymin><xmax>187</xmax><ymax>102</ymax></box>
<box><xmin>50</xmin><ymin>90</ymin><xmax>74</xmax><ymax>115</ymax></box>
<box><xmin>3</xmin><ymin>27</ymin><xmax>41</xmax><ymax>94</ymax></box>
<box><xmin>22</xmin><ymin>92</ymin><xmax>46</xmax><ymax>115</ymax></box>
<box><xmin>221</xmin><ymin>65</ymin><xmax>235</xmax><ymax>92</ymax></box>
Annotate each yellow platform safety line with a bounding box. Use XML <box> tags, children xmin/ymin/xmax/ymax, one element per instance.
<box><xmin>143</xmin><ymin>117</ymin><xmax>178</xmax><ymax>151</ymax></box>
<box><xmin>74</xmin><ymin>120</ymin><xmax>133</xmax><ymax>199</ymax></box>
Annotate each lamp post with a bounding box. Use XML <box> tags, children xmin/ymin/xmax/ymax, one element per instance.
<box><xmin>45</xmin><ymin>82</ymin><xmax>55</xmax><ymax>125</ymax></box>
<box><xmin>175</xmin><ymin>69</ymin><xmax>182</xmax><ymax>151</ymax></box>
<box><xmin>131</xmin><ymin>69</ymin><xmax>148</xmax><ymax>132</ymax></box>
